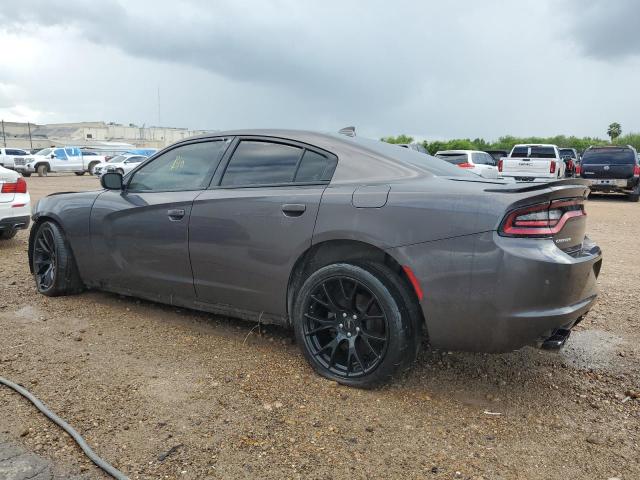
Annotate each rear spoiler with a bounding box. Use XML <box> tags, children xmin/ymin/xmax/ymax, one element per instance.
<box><xmin>484</xmin><ymin>178</ymin><xmax>590</xmax><ymax>193</ymax></box>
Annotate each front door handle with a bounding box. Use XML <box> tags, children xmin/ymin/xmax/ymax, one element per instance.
<box><xmin>282</xmin><ymin>204</ymin><xmax>306</xmax><ymax>217</ymax></box>
<box><xmin>168</xmin><ymin>208</ymin><xmax>186</xmax><ymax>221</ymax></box>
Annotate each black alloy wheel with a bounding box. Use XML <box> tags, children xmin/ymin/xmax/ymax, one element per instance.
<box><xmin>302</xmin><ymin>275</ymin><xmax>389</xmax><ymax>378</ymax></box>
<box><xmin>33</xmin><ymin>223</ymin><xmax>57</xmax><ymax>291</ymax></box>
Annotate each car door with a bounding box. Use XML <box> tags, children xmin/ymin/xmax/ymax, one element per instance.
<box><xmin>65</xmin><ymin>147</ymin><xmax>83</xmax><ymax>171</ymax></box>
<box><xmin>52</xmin><ymin>148</ymin><xmax>71</xmax><ymax>171</ymax></box>
<box><xmin>89</xmin><ymin>138</ymin><xmax>231</xmax><ymax>303</ymax></box>
<box><xmin>189</xmin><ymin>137</ymin><xmax>338</xmax><ymax>317</ymax></box>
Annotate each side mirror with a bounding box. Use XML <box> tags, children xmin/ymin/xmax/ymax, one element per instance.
<box><xmin>100</xmin><ymin>172</ymin><xmax>123</xmax><ymax>190</ymax></box>
<box><xmin>50</xmin><ymin>153</ymin><xmax>56</xmax><ymax>159</ymax></box>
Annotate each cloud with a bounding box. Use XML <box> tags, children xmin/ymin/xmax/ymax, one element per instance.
<box><xmin>563</xmin><ymin>0</ymin><xmax>640</xmax><ymax>60</ymax></box>
<box><xmin>0</xmin><ymin>0</ymin><xmax>639</xmax><ymax>139</ymax></box>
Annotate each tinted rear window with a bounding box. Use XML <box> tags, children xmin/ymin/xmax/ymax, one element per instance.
<box><xmin>221</xmin><ymin>141</ymin><xmax>302</xmax><ymax>186</ymax></box>
<box><xmin>559</xmin><ymin>149</ymin><xmax>577</xmax><ymax>159</ymax></box>
<box><xmin>529</xmin><ymin>147</ymin><xmax>556</xmax><ymax>158</ymax></box>
<box><xmin>582</xmin><ymin>148</ymin><xmax>635</xmax><ymax>165</ymax></box>
<box><xmin>510</xmin><ymin>146</ymin><xmax>528</xmax><ymax>157</ymax></box>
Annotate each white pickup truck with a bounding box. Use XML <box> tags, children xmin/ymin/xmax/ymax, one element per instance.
<box><xmin>498</xmin><ymin>144</ymin><xmax>566</xmax><ymax>182</ymax></box>
<box><xmin>14</xmin><ymin>147</ymin><xmax>106</xmax><ymax>177</ymax></box>
<box><xmin>0</xmin><ymin>148</ymin><xmax>30</xmax><ymax>170</ymax></box>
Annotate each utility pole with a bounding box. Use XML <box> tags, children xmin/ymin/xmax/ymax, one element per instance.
<box><xmin>157</xmin><ymin>86</ymin><xmax>161</xmax><ymax>126</ymax></box>
<box><xmin>1</xmin><ymin>120</ymin><xmax>6</xmax><ymax>147</ymax></box>
<box><xmin>27</xmin><ymin>122</ymin><xmax>33</xmax><ymax>150</ymax></box>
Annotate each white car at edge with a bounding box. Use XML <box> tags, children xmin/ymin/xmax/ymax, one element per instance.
<box><xmin>92</xmin><ymin>154</ymin><xmax>148</xmax><ymax>176</ymax></box>
<box><xmin>0</xmin><ymin>165</ymin><xmax>31</xmax><ymax>240</ymax></box>
<box><xmin>434</xmin><ymin>150</ymin><xmax>499</xmax><ymax>177</ymax></box>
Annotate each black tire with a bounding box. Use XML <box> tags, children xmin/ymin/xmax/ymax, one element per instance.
<box><xmin>37</xmin><ymin>164</ymin><xmax>49</xmax><ymax>177</ymax></box>
<box><xmin>21</xmin><ymin>172</ymin><xmax>31</xmax><ymax>178</ymax></box>
<box><xmin>74</xmin><ymin>171</ymin><xmax>85</xmax><ymax>176</ymax></box>
<box><xmin>629</xmin><ymin>193</ymin><xmax>640</xmax><ymax>203</ymax></box>
<box><xmin>0</xmin><ymin>229</ymin><xmax>17</xmax><ymax>240</ymax></box>
<box><xmin>31</xmin><ymin>221</ymin><xmax>84</xmax><ymax>296</ymax></box>
<box><xmin>293</xmin><ymin>262</ymin><xmax>421</xmax><ymax>388</ymax></box>
<box><xmin>88</xmin><ymin>162</ymin><xmax>99</xmax><ymax>174</ymax></box>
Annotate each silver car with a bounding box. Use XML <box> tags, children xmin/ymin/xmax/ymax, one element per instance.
<box><xmin>28</xmin><ymin>130</ymin><xmax>601</xmax><ymax>387</ymax></box>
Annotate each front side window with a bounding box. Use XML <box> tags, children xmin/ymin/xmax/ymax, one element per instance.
<box><xmin>128</xmin><ymin>140</ymin><xmax>229</xmax><ymax>192</ymax></box>
<box><xmin>221</xmin><ymin>141</ymin><xmax>302</xmax><ymax>186</ymax></box>
<box><xmin>54</xmin><ymin>148</ymin><xmax>68</xmax><ymax>160</ymax></box>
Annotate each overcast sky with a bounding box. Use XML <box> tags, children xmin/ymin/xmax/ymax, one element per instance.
<box><xmin>0</xmin><ymin>0</ymin><xmax>638</xmax><ymax>141</ymax></box>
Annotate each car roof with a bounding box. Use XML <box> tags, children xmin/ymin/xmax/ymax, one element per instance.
<box><xmin>435</xmin><ymin>150</ymin><xmax>483</xmax><ymax>154</ymax></box>
<box><xmin>513</xmin><ymin>144</ymin><xmax>557</xmax><ymax>148</ymax></box>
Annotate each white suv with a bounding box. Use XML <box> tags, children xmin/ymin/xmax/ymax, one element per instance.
<box><xmin>435</xmin><ymin>150</ymin><xmax>499</xmax><ymax>176</ymax></box>
<box><xmin>0</xmin><ymin>165</ymin><xmax>31</xmax><ymax>240</ymax></box>
<box><xmin>93</xmin><ymin>154</ymin><xmax>148</xmax><ymax>176</ymax></box>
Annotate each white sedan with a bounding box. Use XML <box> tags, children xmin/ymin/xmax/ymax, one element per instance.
<box><xmin>0</xmin><ymin>166</ymin><xmax>31</xmax><ymax>240</ymax></box>
<box><xmin>93</xmin><ymin>154</ymin><xmax>148</xmax><ymax>177</ymax></box>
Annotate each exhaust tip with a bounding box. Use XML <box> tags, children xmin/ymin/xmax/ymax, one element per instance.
<box><xmin>541</xmin><ymin>328</ymin><xmax>571</xmax><ymax>350</ymax></box>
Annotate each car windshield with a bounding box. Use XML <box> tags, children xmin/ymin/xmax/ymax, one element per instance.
<box><xmin>559</xmin><ymin>149</ymin><xmax>576</xmax><ymax>159</ymax></box>
<box><xmin>435</xmin><ymin>153</ymin><xmax>469</xmax><ymax>165</ymax></box>
<box><xmin>582</xmin><ymin>149</ymin><xmax>635</xmax><ymax>165</ymax></box>
<box><xmin>35</xmin><ymin>148</ymin><xmax>52</xmax><ymax>156</ymax></box>
<box><xmin>128</xmin><ymin>156</ymin><xmax>145</xmax><ymax>163</ymax></box>
<box><xmin>344</xmin><ymin>136</ymin><xmax>477</xmax><ymax>177</ymax></box>
<box><xmin>108</xmin><ymin>155</ymin><xmax>125</xmax><ymax>163</ymax></box>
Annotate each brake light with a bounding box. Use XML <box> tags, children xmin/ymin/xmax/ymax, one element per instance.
<box><xmin>550</xmin><ymin>161</ymin><xmax>556</xmax><ymax>174</ymax></box>
<box><xmin>499</xmin><ymin>199</ymin><xmax>586</xmax><ymax>237</ymax></box>
<box><xmin>1</xmin><ymin>177</ymin><xmax>27</xmax><ymax>194</ymax></box>
<box><xmin>634</xmin><ymin>164</ymin><xmax>640</xmax><ymax>177</ymax></box>
<box><xmin>575</xmin><ymin>165</ymin><xmax>581</xmax><ymax>175</ymax></box>
<box><xmin>498</xmin><ymin>159</ymin><xmax>503</xmax><ymax>172</ymax></box>
<box><xmin>458</xmin><ymin>162</ymin><xmax>474</xmax><ymax>169</ymax></box>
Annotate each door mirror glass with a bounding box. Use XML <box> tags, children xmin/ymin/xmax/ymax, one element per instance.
<box><xmin>101</xmin><ymin>172</ymin><xmax>123</xmax><ymax>190</ymax></box>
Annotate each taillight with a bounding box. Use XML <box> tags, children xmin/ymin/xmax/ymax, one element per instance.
<box><xmin>634</xmin><ymin>164</ymin><xmax>640</xmax><ymax>177</ymax></box>
<box><xmin>498</xmin><ymin>159</ymin><xmax>503</xmax><ymax>172</ymax></box>
<box><xmin>1</xmin><ymin>177</ymin><xmax>27</xmax><ymax>194</ymax></box>
<box><xmin>499</xmin><ymin>199</ymin><xmax>586</xmax><ymax>237</ymax></box>
<box><xmin>458</xmin><ymin>162</ymin><xmax>474</xmax><ymax>169</ymax></box>
<box><xmin>550</xmin><ymin>161</ymin><xmax>556</xmax><ymax>174</ymax></box>
<box><xmin>575</xmin><ymin>165</ymin><xmax>581</xmax><ymax>176</ymax></box>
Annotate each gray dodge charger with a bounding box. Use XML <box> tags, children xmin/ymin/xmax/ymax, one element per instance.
<box><xmin>28</xmin><ymin>130</ymin><xmax>602</xmax><ymax>387</ymax></box>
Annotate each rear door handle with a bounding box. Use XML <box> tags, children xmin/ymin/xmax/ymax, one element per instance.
<box><xmin>281</xmin><ymin>204</ymin><xmax>306</xmax><ymax>217</ymax></box>
<box><xmin>168</xmin><ymin>208</ymin><xmax>186</xmax><ymax>221</ymax></box>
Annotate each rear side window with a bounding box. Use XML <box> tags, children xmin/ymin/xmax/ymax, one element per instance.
<box><xmin>294</xmin><ymin>150</ymin><xmax>337</xmax><ymax>182</ymax></box>
<box><xmin>510</xmin><ymin>146</ymin><xmax>528</xmax><ymax>157</ymax></box>
<box><xmin>529</xmin><ymin>146</ymin><xmax>556</xmax><ymax>158</ymax></box>
<box><xmin>221</xmin><ymin>141</ymin><xmax>302</xmax><ymax>186</ymax></box>
<box><xmin>472</xmin><ymin>152</ymin><xmax>495</xmax><ymax>165</ymax></box>
<box><xmin>582</xmin><ymin>148</ymin><xmax>635</xmax><ymax>165</ymax></box>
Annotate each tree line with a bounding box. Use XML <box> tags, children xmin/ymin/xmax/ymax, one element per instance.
<box><xmin>382</xmin><ymin>127</ymin><xmax>639</xmax><ymax>156</ymax></box>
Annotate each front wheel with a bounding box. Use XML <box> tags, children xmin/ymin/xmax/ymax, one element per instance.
<box><xmin>21</xmin><ymin>172</ymin><xmax>31</xmax><ymax>178</ymax></box>
<box><xmin>293</xmin><ymin>262</ymin><xmax>421</xmax><ymax>388</ymax></box>
<box><xmin>37</xmin><ymin>164</ymin><xmax>49</xmax><ymax>177</ymax></box>
<box><xmin>32</xmin><ymin>221</ymin><xmax>84</xmax><ymax>296</ymax></box>
<box><xmin>74</xmin><ymin>171</ymin><xmax>85</xmax><ymax>176</ymax></box>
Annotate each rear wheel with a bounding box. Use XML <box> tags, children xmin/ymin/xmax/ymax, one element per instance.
<box><xmin>293</xmin><ymin>262</ymin><xmax>420</xmax><ymax>388</ymax></box>
<box><xmin>629</xmin><ymin>193</ymin><xmax>640</xmax><ymax>203</ymax></box>
<box><xmin>88</xmin><ymin>162</ymin><xmax>99</xmax><ymax>174</ymax></box>
<box><xmin>74</xmin><ymin>171</ymin><xmax>85</xmax><ymax>176</ymax></box>
<box><xmin>32</xmin><ymin>221</ymin><xmax>83</xmax><ymax>296</ymax></box>
<box><xmin>22</xmin><ymin>172</ymin><xmax>31</xmax><ymax>178</ymax></box>
<box><xmin>0</xmin><ymin>229</ymin><xmax>17</xmax><ymax>240</ymax></box>
<box><xmin>37</xmin><ymin>164</ymin><xmax>49</xmax><ymax>177</ymax></box>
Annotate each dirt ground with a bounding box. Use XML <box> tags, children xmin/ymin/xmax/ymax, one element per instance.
<box><xmin>1</xmin><ymin>174</ymin><xmax>638</xmax><ymax>480</ymax></box>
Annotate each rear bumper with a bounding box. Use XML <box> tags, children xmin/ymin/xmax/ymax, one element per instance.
<box><xmin>586</xmin><ymin>178</ymin><xmax>638</xmax><ymax>193</ymax></box>
<box><xmin>388</xmin><ymin>232</ymin><xmax>601</xmax><ymax>353</ymax></box>
<box><xmin>0</xmin><ymin>214</ymin><xmax>30</xmax><ymax>231</ymax></box>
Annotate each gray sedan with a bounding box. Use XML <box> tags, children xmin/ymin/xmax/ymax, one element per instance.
<box><xmin>28</xmin><ymin>130</ymin><xmax>601</xmax><ymax>387</ymax></box>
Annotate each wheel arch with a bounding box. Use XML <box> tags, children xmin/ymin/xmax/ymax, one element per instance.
<box><xmin>286</xmin><ymin>239</ymin><xmax>425</xmax><ymax>330</ymax></box>
<box><xmin>33</xmin><ymin>161</ymin><xmax>51</xmax><ymax>171</ymax></box>
<box><xmin>28</xmin><ymin>215</ymin><xmax>75</xmax><ymax>274</ymax></box>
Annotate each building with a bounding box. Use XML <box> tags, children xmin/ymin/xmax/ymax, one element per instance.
<box><xmin>0</xmin><ymin>120</ymin><xmax>215</xmax><ymax>150</ymax></box>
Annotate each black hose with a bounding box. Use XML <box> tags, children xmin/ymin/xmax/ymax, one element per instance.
<box><xmin>0</xmin><ymin>376</ymin><xmax>128</xmax><ymax>480</ymax></box>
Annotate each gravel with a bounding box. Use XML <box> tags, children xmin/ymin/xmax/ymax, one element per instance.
<box><xmin>0</xmin><ymin>175</ymin><xmax>638</xmax><ymax>479</ymax></box>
